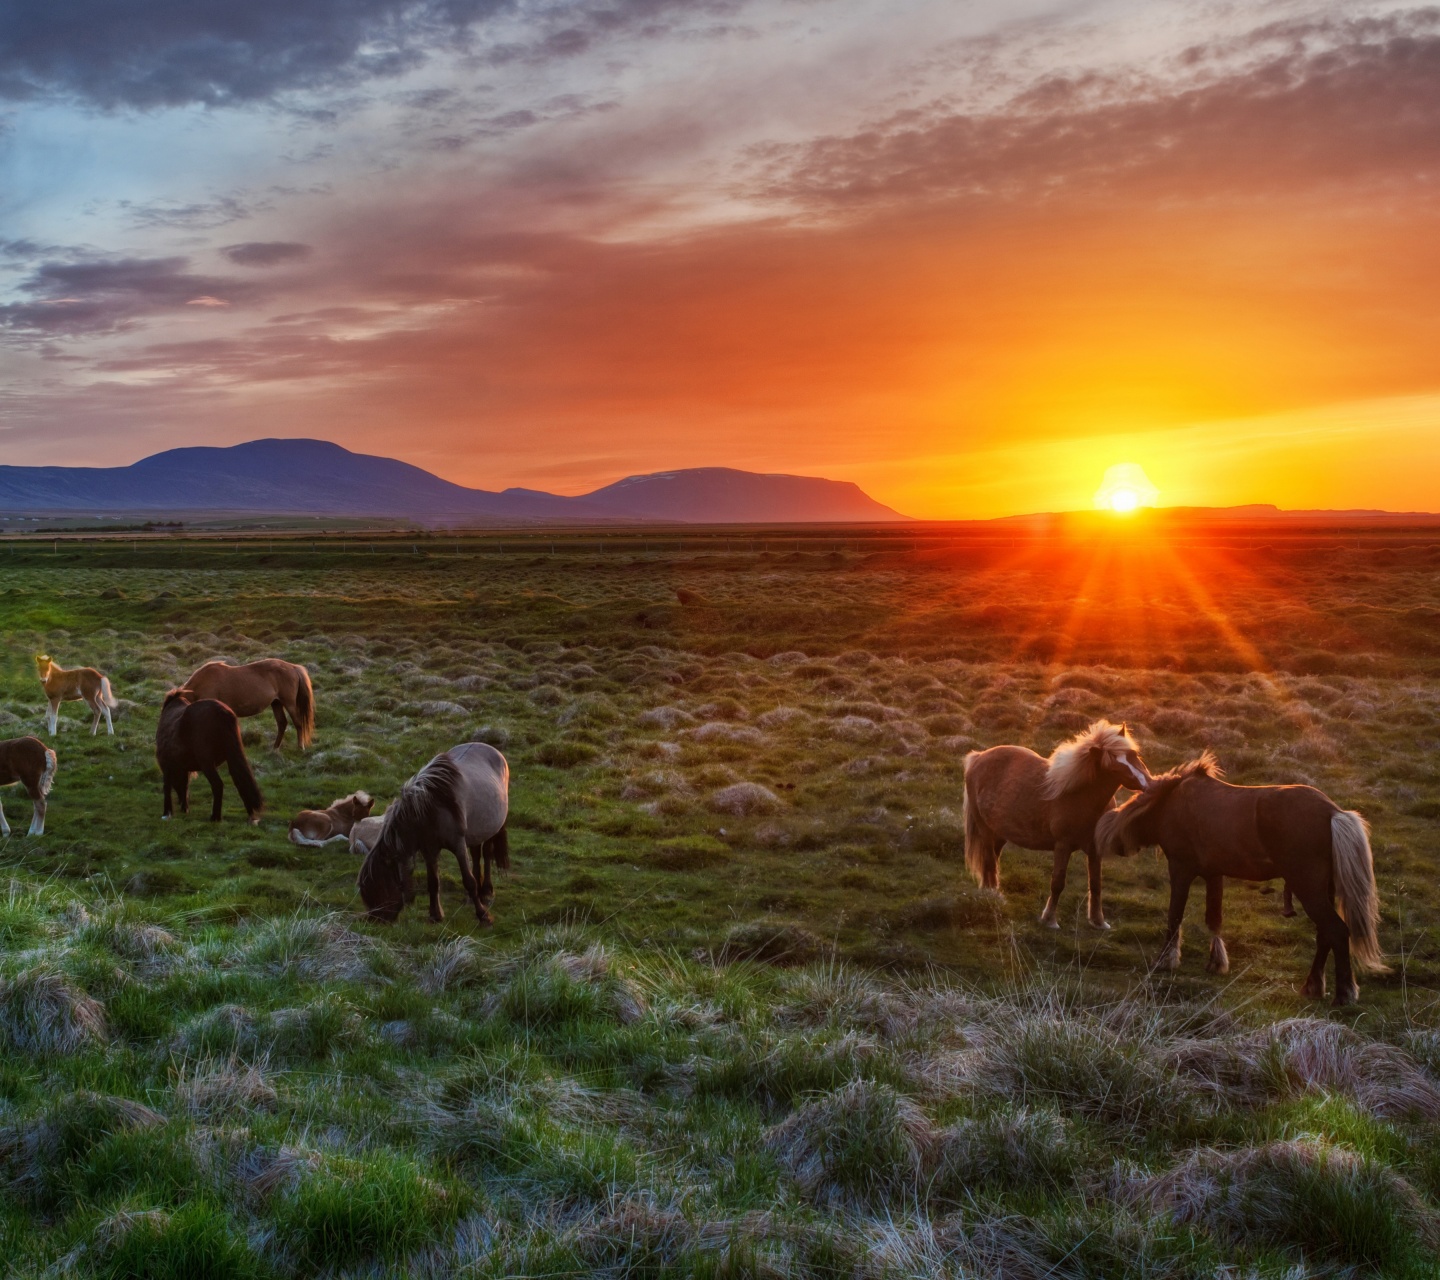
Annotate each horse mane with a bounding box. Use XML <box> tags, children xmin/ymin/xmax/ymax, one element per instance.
<box><xmin>1106</xmin><ymin>749</ymin><xmax>1223</xmax><ymax>831</ymax></box>
<box><xmin>1042</xmin><ymin>720</ymin><xmax>1141</xmax><ymax>799</ymax></box>
<box><xmin>383</xmin><ymin>754</ymin><xmax>464</xmax><ymax>844</ymax></box>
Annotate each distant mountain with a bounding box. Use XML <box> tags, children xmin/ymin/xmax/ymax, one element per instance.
<box><xmin>0</xmin><ymin>438</ymin><xmax>910</xmax><ymax>524</ymax></box>
<box><xmin>582</xmin><ymin>467</ymin><xmax>906</xmax><ymax>523</ymax></box>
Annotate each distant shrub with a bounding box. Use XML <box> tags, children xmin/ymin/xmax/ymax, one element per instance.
<box><xmin>719</xmin><ymin>919</ymin><xmax>824</xmax><ymax>966</ymax></box>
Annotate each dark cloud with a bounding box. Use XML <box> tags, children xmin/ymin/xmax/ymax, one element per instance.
<box><xmin>0</xmin><ymin>255</ymin><xmax>256</xmax><ymax>336</ymax></box>
<box><xmin>760</xmin><ymin>10</ymin><xmax>1440</xmax><ymax>209</ymax></box>
<box><xmin>0</xmin><ymin>0</ymin><xmax>744</xmax><ymax>109</ymax></box>
<box><xmin>221</xmin><ymin>241</ymin><xmax>314</xmax><ymax>267</ymax></box>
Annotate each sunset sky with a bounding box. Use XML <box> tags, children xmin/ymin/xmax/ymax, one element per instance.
<box><xmin>3</xmin><ymin>1</ymin><xmax>1439</xmax><ymax>518</ymax></box>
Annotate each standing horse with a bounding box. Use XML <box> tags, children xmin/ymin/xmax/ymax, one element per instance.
<box><xmin>155</xmin><ymin>690</ymin><xmax>264</xmax><ymax>824</ymax></box>
<box><xmin>0</xmin><ymin>736</ymin><xmax>57</xmax><ymax>837</ymax></box>
<box><xmin>358</xmin><ymin>742</ymin><xmax>509</xmax><ymax>925</ymax></box>
<box><xmin>1095</xmin><ymin>753</ymin><xmax>1385</xmax><ymax>1006</ymax></box>
<box><xmin>35</xmin><ymin>655</ymin><xmax>118</xmax><ymax>736</ymax></box>
<box><xmin>181</xmin><ymin>659</ymin><xmax>314</xmax><ymax>750</ymax></box>
<box><xmin>963</xmin><ymin>720</ymin><xmax>1153</xmax><ymax>929</ymax></box>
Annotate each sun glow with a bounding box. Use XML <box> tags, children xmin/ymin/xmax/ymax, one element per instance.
<box><xmin>1094</xmin><ymin>462</ymin><xmax>1159</xmax><ymax>514</ymax></box>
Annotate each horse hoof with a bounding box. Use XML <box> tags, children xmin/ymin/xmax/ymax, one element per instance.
<box><xmin>475</xmin><ymin>913</ymin><xmax>494</xmax><ymax>928</ymax></box>
<box><xmin>1040</xmin><ymin>916</ymin><xmax>1059</xmax><ymax>930</ymax></box>
<box><xmin>1300</xmin><ymin>980</ymin><xmax>1325</xmax><ymax>999</ymax></box>
<box><xmin>1089</xmin><ymin>919</ymin><xmax>1111</xmax><ymax>931</ymax></box>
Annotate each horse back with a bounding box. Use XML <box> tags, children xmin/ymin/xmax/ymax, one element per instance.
<box><xmin>0</xmin><ymin>735</ymin><xmax>49</xmax><ymax>786</ymax></box>
<box><xmin>1255</xmin><ymin>784</ymin><xmax>1339</xmax><ymax>864</ymax></box>
<box><xmin>964</xmin><ymin>744</ymin><xmax>1055</xmax><ymax>849</ymax></box>
<box><xmin>445</xmin><ymin>742</ymin><xmax>509</xmax><ymax>844</ymax></box>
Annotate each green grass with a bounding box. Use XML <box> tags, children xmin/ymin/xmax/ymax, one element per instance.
<box><xmin>0</xmin><ymin>528</ymin><xmax>1436</xmax><ymax>1275</ymax></box>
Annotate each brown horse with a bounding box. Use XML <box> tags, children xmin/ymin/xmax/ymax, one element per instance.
<box><xmin>1096</xmin><ymin>753</ymin><xmax>1385</xmax><ymax>1006</ymax></box>
<box><xmin>155</xmin><ymin>690</ymin><xmax>264</xmax><ymax>824</ymax></box>
<box><xmin>0</xmin><ymin>736</ymin><xmax>57</xmax><ymax>837</ymax></box>
<box><xmin>289</xmin><ymin>791</ymin><xmax>374</xmax><ymax>846</ymax></box>
<box><xmin>182</xmin><ymin>659</ymin><xmax>314</xmax><ymax>750</ymax></box>
<box><xmin>35</xmin><ymin>654</ymin><xmax>118</xmax><ymax>736</ymax></box>
<box><xmin>963</xmin><ymin>720</ymin><xmax>1153</xmax><ymax>929</ymax></box>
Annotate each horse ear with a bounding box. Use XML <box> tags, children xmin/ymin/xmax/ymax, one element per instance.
<box><xmin>1121</xmin><ymin>721</ymin><xmax>1129</xmax><ymax>738</ymax></box>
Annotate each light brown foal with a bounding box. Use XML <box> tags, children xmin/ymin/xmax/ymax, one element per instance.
<box><xmin>35</xmin><ymin>655</ymin><xmax>117</xmax><ymax>736</ymax></box>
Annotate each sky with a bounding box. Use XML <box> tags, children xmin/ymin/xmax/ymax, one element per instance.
<box><xmin>2</xmin><ymin>0</ymin><xmax>1439</xmax><ymax>518</ymax></box>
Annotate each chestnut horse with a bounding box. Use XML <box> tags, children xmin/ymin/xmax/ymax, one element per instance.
<box><xmin>0</xmin><ymin>736</ymin><xmax>57</xmax><ymax>837</ymax></box>
<box><xmin>358</xmin><ymin>742</ymin><xmax>509</xmax><ymax>925</ymax></box>
<box><xmin>963</xmin><ymin>720</ymin><xmax>1153</xmax><ymax>929</ymax></box>
<box><xmin>182</xmin><ymin>659</ymin><xmax>314</xmax><ymax>750</ymax></box>
<box><xmin>35</xmin><ymin>654</ymin><xmax>117</xmax><ymax>736</ymax></box>
<box><xmin>289</xmin><ymin>791</ymin><xmax>374</xmax><ymax>846</ymax></box>
<box><xmin>1096</xmin><ymin>753</ymin><xmax>1385</xmax><ymax>1006</ymax></box>
<box><xmin>155</xmin><ymin>690</ymin><xmax>264</xmax><ymax>824</ymax></box>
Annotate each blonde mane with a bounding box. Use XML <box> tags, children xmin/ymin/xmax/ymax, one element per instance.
<box><xmin>1042</xmin><ymin>719</ymin><xmax>1142</xmax><ymax>799</ymax></box>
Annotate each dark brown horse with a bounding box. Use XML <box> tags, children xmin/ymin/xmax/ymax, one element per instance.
<box><xmin>0</xmin><ymin>736</ymin><xmax>57</xmax><ymax>837</ymax></box>
<box><xmin>1096</xmin><ymin>753</ymin><xmax>1385</xmax><ymax>1006</ymax></box>
<box><xmin>155</xmin><ymin>690</ymin><xmax>264</xmax><ymax>824</ymax></box>
<box><xmin>182</xmin><ymin>659</ymin><xmax>314</xmax><ymax>750</ymax></box>
<box><xmin>963</xmin><ymin>720</ymin><xmax>1153</xmax><ymax>928</ymax></box>
<box><xmin>358</xmin><ymin>742</ymin><xmax>509</xmax><ymax>925</ymax></box>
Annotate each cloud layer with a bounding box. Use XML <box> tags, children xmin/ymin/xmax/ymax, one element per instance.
<box><xmin>2</xmin><ymin>0</ymin><xmax>1439</xmax><ymax>515</ymax></box>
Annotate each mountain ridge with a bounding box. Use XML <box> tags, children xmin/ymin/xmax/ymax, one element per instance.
<box><xmin>0</xmin><ymin>438</ymin><xmax>911</xmax><ymax>525</ymax></box>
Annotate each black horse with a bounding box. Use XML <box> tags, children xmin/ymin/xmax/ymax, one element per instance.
<box><xmin>155</xmin><ymin>689</ymin><xmax>264</xmax><ymax>824</ymax></box>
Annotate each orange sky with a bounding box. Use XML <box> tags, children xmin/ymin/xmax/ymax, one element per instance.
<box><xmin>3</xmin><ymin>1</ymin><xmax>1439</xmax><ymax>517</ymax></box>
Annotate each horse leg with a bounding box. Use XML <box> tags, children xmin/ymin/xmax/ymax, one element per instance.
<box><xmin>1039</xmin><ymin>842</ymin><xmax>1073</xmax><ymax>929</ymax></box>
<box><xmin>1084</xmin><ymin>844</ymin><xmax>1109</xmax><ymax>930</ymax></box>
<box><xmin>478</xmin><ymin>842</ymin><xmax>496</xmax><ymax>907</ymax></box>
<box><xmin>1160</xmin><ymin>868</ymin><xmax>1193</xmax><ymax>970</ymax></box>
<box><xmin>461</xmin><ymin>844</ymin><xmax>494</xmax><ymax>926</ymax></box>
<box><xmin>202</xmin><ymin>767</ymin><xmax>224</xmax><ymax>821</ymax></box>
<box><xmin>271</xmin><ymin>699</ymin><xmax>288</xmax><ymax>750</ymax></box>
<box><xmin>177</xmin><ymin>772</ymin><xmax>191</xmax><ymax>816</ymax></box>
<box><xmin>1204</xmin><ymin>875</ymin><xmax>1229</xmax><ymax>974</ymax></box>
<box><xmin>0</xmin><ymin>796</ymin><xmax>9</xmax><ymax>837</ymax></box>
<box><xmin>1281</xmin><ymin>884</ymin><xmax>1296</xmax><ymax>917</ymax></box>
<box><xmin>89</xmin><ymin>696</ymin><xmax>102</xmax><ymax>735</ymax></box>
<box><xmin>102</xmin><ymin>701</ymin><xmax>114</xmax><ymax>735</ymax></box>
<box><xmin>425</xmin><ymin>852</ymin><xmax>444</xmax><ymax>923</ymax></box>
<box><xmin>163</xmin><ymin>774</ymin><xmax>174</xmax><ymax>819</ymax></box>
<box><xmin>1295</xmin><ymin>889</ymin><xmax>1333</xmax><ymax>999</ymax></box>
<box><xmin>46</xmin><ymin>699</ymin><xmax>58</xmax><ymax>735</ymax></box>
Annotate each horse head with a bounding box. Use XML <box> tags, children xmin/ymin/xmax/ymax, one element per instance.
<box><xmin>34</xmin><ymin>654</ymin><xmax>52</xmax><ymax>678</ymax></box>
<box><xmin>1096</xmin><ymin>752</ymin><xmax>1220</xmax><ymax>857</ymax></box>
<box><xmin>1099</xmin><ymin>724</ymin><xmax>1154</xmax><ymax>793</ymax></box>
<box><xmin>1044</xmin><ymin>719</ymin><xmax>1153</xmax><ymax>799</ymax></box>
<box><xmin>357</xmin><ymin>818</ymin><xmax>416</xmax><ymax>922</ymax></box>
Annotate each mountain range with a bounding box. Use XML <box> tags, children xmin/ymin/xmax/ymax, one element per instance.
<box><xmin>0</xmin><ymin>439</ymin><xmax>909</xmax><ymax>525</ymax></box>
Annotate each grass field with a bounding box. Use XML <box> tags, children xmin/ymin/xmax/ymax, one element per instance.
<box><xmin>0</xmin><ymin>520</ymin><xmax>1438</xmax><ymax>1277</ymax></box>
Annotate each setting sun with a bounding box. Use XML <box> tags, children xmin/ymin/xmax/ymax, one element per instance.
<box><xmin>1094</xmin><ymin>462</ymin><xmax>1160</xmax><ymax>514</ymax></box>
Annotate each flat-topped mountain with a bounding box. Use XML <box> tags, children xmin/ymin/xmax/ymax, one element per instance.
<box><xmin>0</xmin><ymin>438</ymin><xmax>911</xmax><ymax>524</ymax></box>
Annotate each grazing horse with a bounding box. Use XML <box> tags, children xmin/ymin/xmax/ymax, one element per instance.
<box><xmin>1096</xmin><ymin>753</ymin><xmax>1385</xmax><ymax>1006</ymax></box>
<box><xmin>963</xmin><ymin>720</ymin><xmax>1153</xmax><ymax>929</ymax></box>
<box><xmin>155</xmin><ymin>690</ymin><xmax>264</xmax><ymax>824</ymax></box>
<box><xmin>35</xmin><ymin>654</ymin><xmax>118</xmax><ymax>736</ymax></box>
<box><xmin>289</xmin><ymin>791</ymin><xmax>374</xmax><ymax>846</ymax></box>
<box><xmin>358</xmin><ymin>742</ymin><xmax>509</xmax><ymax>925</ymax></box>
<box><xmin>181</xmin><ymin>659</ymin><xmax>314</xmax><ymax>750</ymax></box>
<box><xmin>0</xmin><ymin>736</ymin><xmax>57</xmax><ymax>837</ymax></box>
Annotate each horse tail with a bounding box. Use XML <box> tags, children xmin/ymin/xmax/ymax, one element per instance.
<box><xmin>488</xmin><ymin>822</ymin><xmax>511</xmax><ymax>871</ymax></box>
<box><xmin>99</xmin><ymin>676</ymin><xmax>118</xmax><ymax>708</ymax></box>
<box><xmin>38</xmin><ymin>747</ymin><xmax>57</xmax><ymax>799</ymax></box>
<box><xmin>1332</xmin><ymin>809</ymin><xmax>1388</xmax><ymax>974</ymax></box>
<box><xmin>293</xmin><ymin>665</ymin><xmax>315</xmax><ymax>749</ymax></box>
<box><xmin>223</xmin><ymin>720</ymin><xmax>265</xmax><ymax>819</ymax></box>
<box><xmin>962</xmin><ymin>751</ymin><xmax>988</xmax><ymax>885</ymax></box>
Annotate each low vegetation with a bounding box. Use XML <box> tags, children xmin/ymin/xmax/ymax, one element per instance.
<box><xmin>0</xmin><ymin>526</ymin><xmax>1435</xmax><ymax>1275</ymax></box>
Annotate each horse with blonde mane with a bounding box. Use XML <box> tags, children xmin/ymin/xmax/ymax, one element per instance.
<box><xmin>182</xmin><ymin>659</ymin><xmax>314</xmax><ymax>750</ymax></box>
<box><xmin>35</xmin><ymin>654</ymin><xmax>118</xmax><ymax>736</ymax></box>
<box><xmin>1096</xmin><ymin>752</ymin><xmax>1385</xmax><ymax>1006</ymax></box>
<box><xmin>963</xmin><ymin>720</ymin><xmax>1153</xmax><ymax>929</ymax></box>
<box><xmin>0</xmin><ymin>736</ymin><xmax>57</xmax><ymax>837</ymax></box>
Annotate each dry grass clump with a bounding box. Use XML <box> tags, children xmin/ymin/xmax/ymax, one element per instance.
<box><xmin>1167</xmin><ymin>1016</ymin><xmax>1440</xmax><ymax>1120</ymax></box>
<box><xmin>173</xmin><ymin>1059</ymin><xmax>278</xmax><ymax>1118</ymax></box>
<box><xmin>710</xmin><ymin>782</ymin><xmax>780</xmax><ymax>815</ymax></box>
<box><xmin>720</xmin><ymin>919</ymin><xmax>825</xmax><ymax>966</ymax></box>
<box><xmin>764</xmin><ymin>1079</ymin><xmax>935</xmax><ymax>1209</ymax></box>
<box><xmin>416</xmin><ymin>935</ymin><xmax>486</xmax><ymax>995</ymax></box>
<box><xmin>0</xmin><ymin>965</ymin><xmax>107</xmax><ymax>1055</ymax></box>
<box><xmin>490</xmin><ymin>942</ymin><xmax>649</xmax><ymax>1027</ymax></box>
<box><xmin>1124</xmin><ymin>1139</ymin><xmax>1440</xmax><ymax>1270</ymax></box>
<box><xmin>929</xmin><ymin>1106</ymin><xmax>1079</xmax><ymax>1200</ymax></box>
<box><xmin>235</xmin><ymin>913</ymin><xmax>378</xmax><ymax>984</ymax></box>
<box><xmin>173</xmin><ymin>1003</ymin><xmax>259</xmax><ymax>1059</ymax></box>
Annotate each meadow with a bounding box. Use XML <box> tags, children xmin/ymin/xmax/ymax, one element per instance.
<box><xmin>0</xmin><ymin>519</ymin><xmax>1438</xmax><ymax>1278</ymax></box>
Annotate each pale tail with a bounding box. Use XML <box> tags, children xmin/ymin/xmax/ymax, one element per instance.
<box><xmin>962</xmin><ymin>751</ymin><xmax>987</xmax><ymax>886</ymax></box>
<box><xmin>99</xmin><ymin>676</ymin><xmax>118</xmax><ymax>708</ymax></box>
<box><xmin>39</xmin><ymin>749</ymin><xmax>57</xmax><ymax>798</ymax></box>
<box><xmin>1332</xmin><ymin>810</ymin><xmax>1388</xmax><ymax>974</ymax></box>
